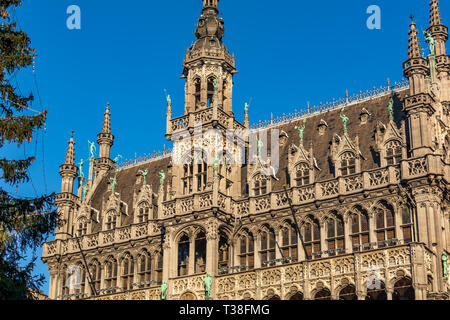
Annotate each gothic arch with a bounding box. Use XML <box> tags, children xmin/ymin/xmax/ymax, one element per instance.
<box><xmin>180</xmin><ymin>291</ymin><xmax>198</xmax><ymax>300</ymax></box>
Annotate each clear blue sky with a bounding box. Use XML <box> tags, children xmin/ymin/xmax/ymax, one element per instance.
<box><xmin>3</xmin><ymin>0</ymin><xmax>447</xmax><ymax>295</ymax></box>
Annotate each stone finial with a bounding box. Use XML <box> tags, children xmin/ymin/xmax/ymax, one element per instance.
<box><xmin>408</xmin><ymin>20</ymin><xmax>422</xmax><ymax>59</ymax></box>
<box><xmin>102</xmin><ymin>103</ymin><xmax>111</xmax><ymax>134</ymax></box>
<box><xmin>429</xmin><ymin>0</ymin><xmax>442</xmax><ymax>27</ymax></box>
<box><xmin>64</xmin><ymin>135</ymin><xmax>76</xmax><ymax>165</ymax></box>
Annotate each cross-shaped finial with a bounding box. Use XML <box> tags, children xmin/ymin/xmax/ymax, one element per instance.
<box><xmin>70</xmin><ymin>129</ymin><xmax>74</xmax><ymax>138</ymax></box>
<box><xmin>410</xmin><ymin>14</ymin><xmax>415</xmax><ymax>22</ymax></box>
<box><xmin>106</xmin><ymin>102</ymin><xmax>110</xmax><ymax>107</ymax></box>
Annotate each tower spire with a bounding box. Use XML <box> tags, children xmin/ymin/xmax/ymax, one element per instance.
<box><xmin>55</xmin><ymin>133</ymin><xmax>79</xmax><ymax>240</ymax></box>
<box><xmin>95</xmin><ymin>103</ymin><xmax>115</xmax><ymax>174</ymax></box>
<box><xmin>427</xmin><ymin>0</ymin><xmax>448</xmax><ymax>57</ymax></box>
<box><xmin>203</xmin><ymin>0</ymin><xmax>218</xmax><ymax>9</ymax></box>
<box><xmin>403</xmin><ymin>18</ymin><xmax>436</xmax><ymax>157</ymax></box>
<box><xmin>64</xmin><ymin>134</ymin><xmax>76</xmax><ymax>165</ymax></box>
<box><xmin>408</xmin><ymin>20</ymin><xmax>422</xmax><ymax>60</ymax></box>
<box><xmin>102</xmin><ymin>102</ymin><xmax>111</xmax><ymax>134</ymax></box>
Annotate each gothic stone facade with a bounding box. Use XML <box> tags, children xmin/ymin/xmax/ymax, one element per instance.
<box><xmin>42</xmin><ymin>0</ymin><xmax>450</xmax><ymax>300</ymax></box>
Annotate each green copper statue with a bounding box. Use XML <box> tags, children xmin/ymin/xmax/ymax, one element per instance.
<box><xmin>388</xmin><ymin>92</ymin><xmax>395</xmax><ymax>121</ymax></box>
<box><xmin>424</xmin><ymin>31</ymin><xmax>436</xmax><ymax>55</ymax></box>
<box><xmin>294</xmin><ymin>119</ymin><xmax>307</xmax><ymax>142</ymax></box>
<box><xmin>340</xmin><ymin>108</ymin><xmax>349</xmax><ymax>135</ymax></box>
<box><xmin>82</xmin><ymin>184</ymin><xmax>88</xmax><ymax>199</ymax></box>
<box><xmin>443</xmin><ymin>252</ymin><xmax>449</xmax><ymax>280</ymax></box>
<box><xmin>159</xmin><ymin>170</ymin><xmax>166</xmax><ymax>186</ymax></box>
<box><xmin>160</xmin><ymin>280</ymin><xmax>168</xmax><ymax>300</ymax></box>
<box><xmin>204</xmin><ymin>273</ymin><xmax>212</xmax><ymax>300</ymax></box>
<box><xmin>78</xmin><ymin>159</ymin><xmax>84</xmax><ymax>179</ymax></box>
<box><xmin>110</xmin><ymin>175</ymin><xmax>117</xmax><ymax>194</ymax></box>
<box><xmin>88</xmin><ymin>141</ymin><xmax>96</xmax><ymax>159</ymax></box>
<box><xmin>244</xmin><ymin>102</ymin><xmax>249</xmax><ymax>112</ymax></box>
<box><xmin>257</xmin><ymin>139</ymin><xmax>264</xmax><ymax>158</ymax></box>
<box><xmin>138</xmin><ymin>169</ymin><xmax>149</xmax><ymax>186</ymax></box>
<box><xmin>113</xmin><ymin>154</ymin><xmax>122</xmax><ymax>164</ymax></box>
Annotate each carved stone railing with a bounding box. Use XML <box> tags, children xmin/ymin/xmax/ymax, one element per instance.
<box><xmin>88</xmin><ymin>287</ymin><xmax>160</xmax><ymax>301</ymax></box>
<box><xmin>215</xmin><ymin>244</ymin><xmax>414</xmax><ymax>300</ymax></box>
<box><xmin>170</xmin><ymin>114</ymin><xmax>189</xmax><ymax>132</ymax></box>
<box><xmin>250</xmin><ymin>79</ymin><xmax>409</xmax><ymax>130</ymax></box>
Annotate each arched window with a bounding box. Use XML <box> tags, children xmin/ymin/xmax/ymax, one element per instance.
<box><xmin>77</xmin><ymin>217</ymin><xmax>88</xmax><ymax>237</ymax></box>
<box><xmin>281</xmin><ymin>223</ymin><xmax>298</xmax><ymax>263</ymax></box>
<box><xmin>74</xmin><ymin>263</ymin><xmax>86</xmax><ymax>297</ymax></box>
<box><xmin>239</xmin><ymin>232</ymin><xmax>254</xmax><ymax>270</ymax></box>
<box><xmin>350</xmin><ymin>207</ymin><xmax>370</xmax><ymax>252</ymax></box>
<box><xmin>366</xmin><ymin>282</ymin><xmax>387</xmax><ymax>300</ymax></box>
<box><xmin>183</xmin><ymin>162</ymin><xmax>194</xmax><ymax>195</ymax></box>
<box><xmin>195</xmin><ymin>231</ymin><xmax>207</xmax><ymax>274</ymax></box>
<box><xmin>260</xmin><ymin>228</ymin><xmax>276</xmax><ymax>265</ymax></box>
<box><xmin>326</xmin><ymin>214</ymin><xmax>345</xmax><ymax>256</ymax></box>
<box><xmin>105</xmin><ymin>211</ymin><xmax>117</xmax><ymax>230</ymax></box>
<box><xmin>137</xmin><ymin>203</ymin><xmax>150</xmax><ymax>223</ymax></box>
<box><xmin>218</xmin><ymin>231</ymin><xmax>230</xmax><ymax>272</ymax></box>
<box><xmin>89</xmin><ymin>260</ymin><xmax>101</xmax><ymax>292</ymax></box>
<box><xmin>196</xmin><ymin>160</ymin><xmax>207</xmax><ymax>192</ymax></box>
<box><xmin>385</xmin><ymin>140</ymin><xmax>402</xmax><ymax>165</ymax></box>
<box><xmin>401</xmin><ymin>206</ymin><xmax>413</xmax><ymax>244</ymax></box>
<box><xmin>393</xmin><ymin>277</ymin><xmax>415</xmax><ymax>300</ymax></box>
<box><xmin>289</xmin><ymin>292</ymin><xmax>304</xmax><ymax>300</ymax></box>
<box><xmin>302</xmin><ymin>218</ymin><xmax>321</xmax><ymax>259</ymax></box>
<box><xmin>207</xmin><ymin>77</ymin><xmax>216</xmax><ymax>107</ymax></box>
<box><xmin>314</xmin><ymin>288</ymin><xmax>331</xmax><ymax>300</ymax></box>
<box><xmin>295</xmin><ymin>163</ymin><xmax>310</xmax><ymax>186</ymax></box>
<box><xmin>155</xmin><ymin>252</ymin><xmax>163</xmax><ymax>284</ymax></box>
<box><xmin>121</xmin><ymin>255</ymin><xmax>134</xmax><ymax>291</ymax></box>
<box><xmin>340</xmin><ymin>152</ymin><xmax>356</xmax><ymax>176</ymax></box>
<box><xmin>252</xmin><ymin>174</ymin><xmax>269</xmax><ymax>196</ymax></box>
<box><xmin>138</xmin><ymin>251</ymin><xmax>152</xmax><ymax>285</ymax></box>
<box><xmin>194</xmin><ymin>78</ymin><xmax>201</xmax><ymax>110</ymax></box>
<box><xmin>339</xmin><ymin>285</ymin><xmax>357</xmax><ymax>300</ymax></box>
<box><xmin>178</xmin><ymin>234</ymin><xmax>190</xmax><ymax>276</ymax></box>
<box><xmin>375</xmin><ymin>202</ymin><xmax>396</xmax><ymax>247</ymax></box>
<box><xmin>105</xmin><ymin>258</ymin><xmax>118</xmax><ymax>290</ymax></box>
<box><xmin>61</xmin><ymin>265</ymin><xmax>69</xmax><ymax>297</ymax></box>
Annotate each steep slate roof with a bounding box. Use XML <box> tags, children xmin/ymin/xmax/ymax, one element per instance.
<box><xmin>88</xmin><ymin>87</ymin><xmax>408</xmax><ymax>226</ymax></box>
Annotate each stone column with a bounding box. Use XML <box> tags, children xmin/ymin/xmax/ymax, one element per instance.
<box><xmin>254</xmin><ymin>234</ymin><xmax>261</xmax><ymax>269</ymax></box>
<box><xmin>369</xmin><ymin>213</ymin><xmax>377</xmax><ymax>248</ymax></box>
<box><xmin>206</xmin><ymin>222</ymin><xmax>218</xmax><ymax>276</ymax></box>
<box><xmin>320</xmin><ymin>222</ymin><xmax>327</xmax><ymax>257</ymax></box>
<box><xmin>275</xmin><ymin>228</ymin><xmax>282</xmax><ymax>264</ymax></box>
<box><xmin>344</xmin><ymin>217</ymin><xmax>352</xmax><ymax>254</ymax></box>
<box><xmin>188</xmin><ymin>236</ymin><xmax>195</xmax><ymax>275</ymax></box>
<box><xmin>163</xmin><ymin>238</ymin><xmax>172</xmax><ymax>281</ymax></box>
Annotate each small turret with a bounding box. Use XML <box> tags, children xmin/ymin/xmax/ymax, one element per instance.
<box><xmin>59</xmin><ymin>133</ymin><xmax>77</xmax><ymax>194</ymax></box>
<box><xmin>55</xmin><ymin>132</ymin><xmax>79</xmax><ymax>240</ymax></box>
<box><xmin>95</xmin><ymin>103</ymin><xmax>115</xmax><ymax>174</ymax></box>
<box><xmin>426</xmin><ymin>0</ymin><xmax>448</xmax><ymax>57</ymax></box>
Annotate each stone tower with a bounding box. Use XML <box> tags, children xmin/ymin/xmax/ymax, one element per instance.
<box><xmin>95</xmin><ymin>104</ymin><xmax>115</xmax><ymax>176</ymax></box>
<box><xmin>166</xmin><ymin>0</ymin><xmax>244</xmax><ymax>200</ymax></box>
<box><xmin>55</xmin><ymin>134</ymin><xmax>78</xmax><ymax>240</ymax></box>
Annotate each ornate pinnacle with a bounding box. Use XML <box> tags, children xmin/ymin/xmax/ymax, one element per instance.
<box><xmin>102</xmin><ymin>103</ymin><xmax>111</xmax><ymax>134</ymax></box>
<box><xmin>408</xmin><ymin>20</ymin><xmax>422</xmax><ymax>59</ymax></box>
<box><xmin>64</xmin><ymin>135</ymin><xmax>76</xmax><ymax>165</ymax></box>
<box><xmin>429</xmin><ymin>0</ymin><xmax>442</xmax><ymax>27</ymax></box>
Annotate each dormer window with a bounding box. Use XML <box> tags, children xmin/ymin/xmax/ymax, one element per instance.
<box><xmin>295</xmin><ymin>163</ymin><xmax>311</xmax><ymax>186</ymax></box>
<box><xmin>252</xmin><ymin>174</ymin><xmax>269</xmax><ymax>196</ymax></box>
<box><xmin>105</xmin><ymin>211</ymin><xmax>117</xmax><ymax>230</ymax></box>
<box><xmin>76</xmin><ymin>217</ymin><xmax>88</xmax><ymax>237</ymax></box>
<box><xmin>340</xmin><ymin>152</ymin><xmax>356</xmax><ymax>176</ymax></box>
<box><xmin>385</xmin><ymin>140</ymin><xmax>402</xmax><ymax>165</ymax></box>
